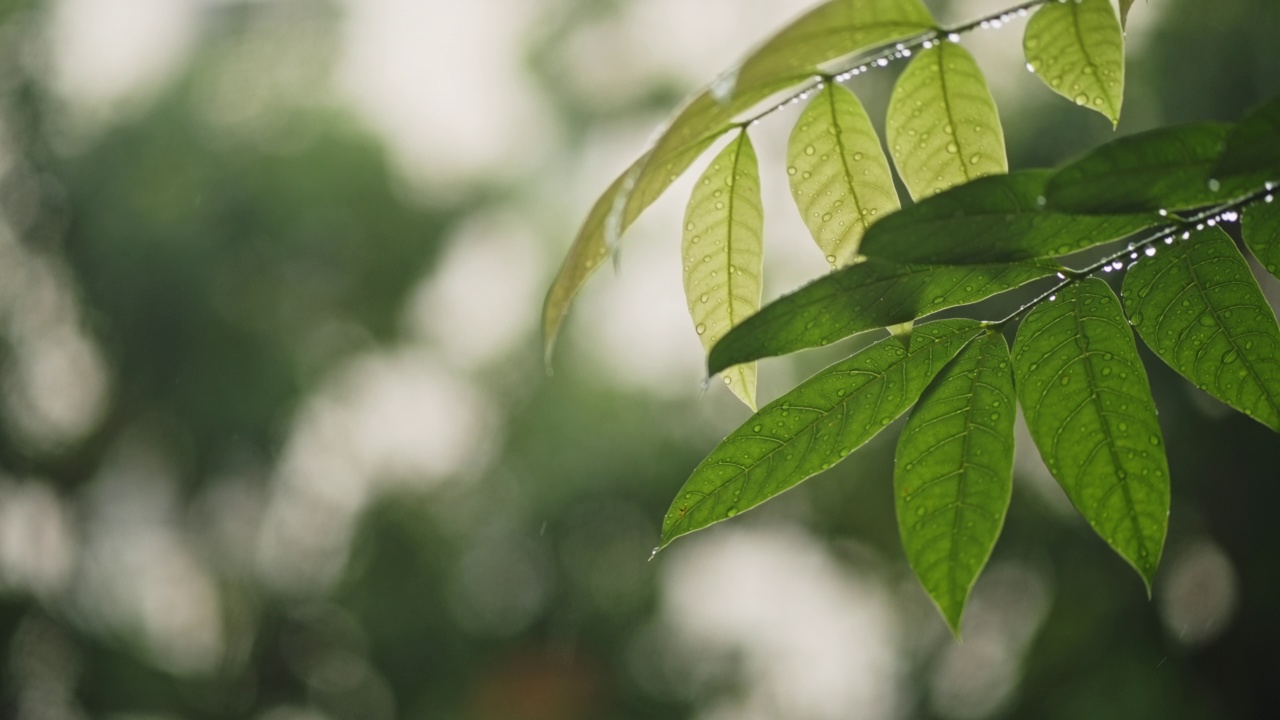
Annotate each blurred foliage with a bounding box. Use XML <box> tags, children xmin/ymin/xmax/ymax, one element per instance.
<box><xmin>0</xmin><ymin>1</ymin><xmax>1278</xmax><ymax>720</ymax></box>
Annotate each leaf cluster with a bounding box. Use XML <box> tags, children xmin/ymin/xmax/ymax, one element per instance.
<box><xmin>544</xmin><ymin>0</ymin><xmax>1280</xmax><ymax>633</ymax></box>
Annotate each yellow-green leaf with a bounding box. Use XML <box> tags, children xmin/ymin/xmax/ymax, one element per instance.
<box><xmin>543</xmin><ymin>0</ymin><xmax>938</xmax><ymax>365</ymax></box>
<box><xmin>1024</xmin><ymin>0</ymin><xmax>1125</xmax><ymax>126</ymax></box>
<box><xmin>887</xmin><ymin>41</ymin><xmax>1008</xmax><ymax>201</ymax></box>
<box><xmin>683</xmin><ymin>133</ymin><xmax>764</xmax><ymax>409</ymax></box>
<box><xmin>1119</xmin><ymin>0</ymin><xmax>1137</xmax><ymax>30</ymax></box>
<box><xmin>788</xmin><ymin>83</ymin><xmax>900</xmax><ymax>267</ymax></box>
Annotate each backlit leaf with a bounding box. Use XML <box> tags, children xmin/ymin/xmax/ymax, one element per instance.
<box><xmin>1123</xmin><ymin>227</ymin><xmax>1280</xmax><ymax>431</ymax></box>
<box><xmin>887</xmin><ymin>41</ymin><xmax>1008</xmax><ymax>201</ymax></box>
<box><xmin>896</xmin><ymin>332</ymin><xmax>1015</xmax><ymax>634</ymax></box>
<box><xmin>661</xmin><ymin>319</ymin><xmax>984</xmax><ymax>548</ymax></box>
<box><xmin>1023</xmin><ymin>0</ymin><xmax>1125</xmax><ymax>125</ymax></box>
<box><xmin>683</xmin><ymin>133</ymin><xmax>764</xmax><ymax>409</ymax></box>
<box><xmin>860</xmin><ymin>170</ymin><xmax>1161</xmax><ymax>264</ymax></box>
<box><xmin>789</xmin><ymin>83</ymin><xmax>900</xmax><ymax>267</ymax></box>
<box><xmin>1215</xmin><ymin>95</ymin><xmax>1280</xmax><ymax>180</ymax></box>
<box><xmin>543</xmin><ymin>0</ymin><xmax>938</xmax><ymax>362</ymax></box>
<box><xmin>1046</xmin><ymin>123</ymin><xmax>1262</xmax><ymax>214</ymax></box>
<box><xmin>708</xmin><ymin>259</ymin><xmax>1058</xmax><ymax>375</ymax></box>
<box><xmin>1012</xmin><ymin>278</ymin><xmax>1168</xmax><ymax>588</ymax></box>
<box><xmin>1242</xmin><ymin>197</ymin><xmax>1280</xmax><ymax>281</ymax></box>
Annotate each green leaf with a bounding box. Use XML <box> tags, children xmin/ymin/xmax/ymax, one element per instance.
<box><xmin>788</xmin><ymin>83</ymin><xmax>901</xmax><ymax>267</ymax></box>
<box><xmin>896</xmin><ymin>331</ymin><xmax>1015</xmax><ymax>634</ymax></box>
<box><xmin>887</xmin><ymin>41</ymin><xmax>1008</xmax><ymax>201</ymax></box>
<box><xmin>1215</xmin><ymin>95</ymin><xmax>1280</xmax><ymax>180</ymax></box>
<box><xmin>1012</xmin><ymin>278</ymin><xmax>1169</xmax><ymax>588</ymax></box>
<box><xmin>1023</xmin><ymin>0</ymin><xmax>1125</xmax><ymax>126</ymax></box>
<box><xmin>543</xmin><ymin>0</ymin><xmax>939</xmax><ymax>363</ymax></box>
<box><xmin>684</xmin><ymin>133</ymin><xmax>764</xmax><ymax>409</ymax></box>
<box><xmin>1242</xmin><ymin>196</ymin><xmax>1280</xmax><ymax>281</ymax></box>
<box><xmin>1123</xmin><ymin>227</ymin><xmax>1280</xmax><ymax>431</ymax></box>
<box><xmin>661</xmin><ymin>319</ymin><xmax>984</xmax><ymax>548</ymax></box>
<box><xmin>1046</xmin><ymin>122</ymin><xmax>1263</xmax><ymax>214</ymax></box>
<box><xmin>708</xmin><ymin>259</ymin><xmax>1058</xmax><ymax>374</ymax></box>
<box><xmin>860</xmin><ymin>170</ymin><xmax>1161</xmax><ymax>265</ymax></box>
<box><xmin>1119</xmin><ymin>0</ymin><xmax>1136</xmax><ymax>29</ymax></box>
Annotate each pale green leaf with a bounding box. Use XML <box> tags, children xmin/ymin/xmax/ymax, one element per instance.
<box><xmin>887</xmin><ymin>41</ymin><xmax>1008</xmax><ymax>201</ymax></box>
<box><xmin>1123</xmin><ymin>227</ymin><xmax>1280</xmax><ymax>431</ymax></box>
<box><xmin>1045</xmin><ymin>122</ymin><xmax>1264</xmax><ymax>214</ymax></box>
<box><xmin>708</xmin><ymin>259</ymin><xmax>1058</xmax><ymax>375</ymax></box>
<box><xmin>896</xmin><ymin>331</ymin><xmax>1014</xmax><ymax>634</ymax></box>
<box><xmin>661</xmin><ymin>319</ymin><xmax>984</xmax><ymax>548</ymax></box>
<box><xmin>1242</xmin><ymin>196</ymin><xmax>1280</xmax><ymax>281</ymax></box>
<box><xmin>1012</xmin><ymin>278</ymin><xmax>1169</xmax><ymax>588</ymax></box>
<box><xmin>860</xmin><ymin>170</ymin><xmax>1161</xmax><ymax>264</ymax></box>
<box><xmin>1023</xmin><ymin>0</ymin><xmax>1125</xmax><ymax>125</ymax></box>
<box><xmin>543</xmin><ymin>0</ymin><xmax>939</xmax><ymax>363</ymax></box>
<box><xmin>788</xmin><ymin>83</ymin><xmax>900</xmax><ymax>267</ymax></box>
<box><xmin>684</xmin><ymin>133</ymin><xmax>764</xmax><ymax>409</ymax></box>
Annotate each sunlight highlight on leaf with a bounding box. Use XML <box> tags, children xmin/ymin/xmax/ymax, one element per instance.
<box><xmin>788</xmin><ymin>83</ymin><xmax>900</xmax><ymax>267</ymax></box>
<box><xmin>887</xmin><ymin>41</ymin><xmax>1007</xmax><ymax>201</ymax></box>
<box><xmin>708</xmin><ymin>258</ymin><xmax>1057</xmax><ymax>374</ymax></box>
<box><xmin>1023</xmin><ymin>0</ymin><xmax>1125</xmax><ymax>126</ymax></box>
<box><xmin>683</xmin><ymin>133</ymin><xmax>764</xmax><ymax>409</ymax></box>
<box><xmin>1012</xmin><ymin>278</ymin><xmax>1168</xmax><ymax>589</ymax></box>
<box><xmin>542</xmin><ymin>0</ymin><xmax>939</xmax><ymax>364</ymax></box>
<box><xmin>896</xmin><ymin>331</ymin><xmax>1015</xmax><ymax>635</ymax></box>
<box><xmin>661</xmin><ymin>319</ymin><xmax>984</xmax><ymax>548</ymax></box>
<box><xmin>1123</xmin><ymin>228</ymin><xmax>1280</xmax><ymax>431</ymax></box>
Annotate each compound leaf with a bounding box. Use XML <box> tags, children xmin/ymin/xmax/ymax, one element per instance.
<box><xmin>896</xmin><ymin>331</ymin><xmax>1015</xmax><ymax>634</ymax></box>
<box><xmin>1012</xmin><ymin>278</ymin><xmax>1168</xmax><ymax>589</ymax></box>
<box><xmin>708</xmin><ymin>259</ymin><xmax>1058</xmax><ymax>374</ymax></box>
<box><xmin>662</xmin><ymin>319</ymin><xmax>984</xmax><ymax>548</ymax></box>
<box><xmin>860</xmin><ymin>170</ymin><xmax>1161</xmax><ymax>265</ymax></box>
<box><xmin>1046</xmin><ymin>123</ymin><xmax>1262</xmax><ymax>214</ymax></box>
<box><xmin>1024</xmin><ymin>0</ymin><xmax>1125</xmax><ymax>126</ymax></box>
<box><xmin>1242</xmin><ymin>197</ymin><xmax>1280</xmax><ymax>281</ymax></box>
<box><xmin>1123</xmin><ymin>227</ymin><xmax>1280</xmax><ymax>431</ymax></box>
<box><xmin>543</xmin><ymin>0</ymin><xmax>938</xmax><ymax>363</ymax></box>
<box><xmin>683</xmin><ymin>133</ymin><xmax>764</xmax><ymax>409</ymax></box>
<box><xmin>789</xmin><ymin>83</ymin><xmax>900</xmax><ymax>267</ymax></box>
<box><xmin>887</xmin><ymin>41</ymin><xmax>1008</xmax><ymax>201</ymax></box>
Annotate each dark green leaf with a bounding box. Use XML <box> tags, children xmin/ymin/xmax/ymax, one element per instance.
<box><xmin>860</xmin><ymin>170</ymin><xmax>1161</xmax><ymax>264</ymax></box>
<box><xmin>661</xmin><ymin>319</ymin><xmax>984</xmax><ymax>548</ymax></box>
<box><xmin>1215</xmin><ymin>95</ymin><xmax>1280</xmax><ymax>180</ymax></box>
<box><xmin>708</xmin><ymin>259</ymin><xmax>1058</xmax><ymax>375</ymax></box>
<box><xmin>543</xmin><ymin>0</ymin><xmax>938</xmax><ymax>362</ymax></box>
<box><xmin>887</xmin><ymin>41</ymin><xmax>1008</xmax><ymax>201</ymax></box>
<box><xmin>896</xmin><ymin>332</ymin><xmax>1015</xmax><ymax>634</ymax></box>
<box><xmin>1024</xmin><ymin>0</ymin><xmax>1125</xmax><ymax>125</ymax></box>
<box><xmin>788</xmin><ymin>83</ymin><xmax>900</xmax><ymax>267</ymax></box>
<box><xmin>1012</xmin><ymin>278</ymin><xmax>1168</xmax><ymax>588</ymax></box>
<box><xmin>683</xmin><ymin>133</ymin><xmax>764</xmax><ymax>410</ymax></box>
<box><xmin>1123</xmin><ymin>227</ymin><xmax>1280</xmax><ymax>431</ymax></box>
<box><xmin>1242</xmin><ymin>196</ymin><xmax>1280</xmax><ymax>281</ymax></box>
<box><xmin>1045</xmin><ymin>122</ymin><xmax>1262</xmax><ymax>214</ymax></box>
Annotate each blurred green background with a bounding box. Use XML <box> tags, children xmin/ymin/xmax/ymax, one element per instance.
<box><xmin>1</xmin><ymin>0</ymin><xmax>1278</xmax><ymax>718</ymax></box>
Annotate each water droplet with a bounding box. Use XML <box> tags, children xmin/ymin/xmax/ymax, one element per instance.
<box><xmin>969</xmin><ymin>154</ymin><xmax>981</xmax><ymax>165</ymax></box>
<box><xmin>804</xmin><ymin>145</ymin><xmax>816</xmax><ymax>156</ymax></box>
<box><xmin>695</xmin><ymin>323</ymin><xmax>707</xmax><ymax>335</ymax></box>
